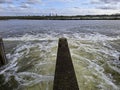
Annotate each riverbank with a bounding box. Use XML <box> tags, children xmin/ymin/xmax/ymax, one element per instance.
<box><xmin>0</xmin><ymin>15</ymin><xmax>120</xmax><ymax>20</ymax></box>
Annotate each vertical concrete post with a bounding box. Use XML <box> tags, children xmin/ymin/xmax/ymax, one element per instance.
<box><xmin>53</xmin><ymin>38</ymin><xmax>79</xmax><ymax>90</ymax></box>
<box><xmin>0</xmin><ymin>38</ymin><xmax>7</xmax><ymax>67</ymax></box>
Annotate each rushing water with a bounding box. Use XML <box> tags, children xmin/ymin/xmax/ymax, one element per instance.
<box><xmin>0</xmin><ymin>20</ymin><xmax>120</xmax><ymax>90</ymax></box>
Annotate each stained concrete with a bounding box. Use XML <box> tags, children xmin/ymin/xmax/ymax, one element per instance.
<box><xmin>53</xmin><ymin>38</ymin><xmax>79</xmax><ymax>90</ymax></box>
<box><xmin>0</xmin><ymin>38</ymin><xmax>7</xmax><ymax>67</ymax></box>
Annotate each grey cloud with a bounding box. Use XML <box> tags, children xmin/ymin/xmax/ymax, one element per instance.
<box><xmin>20</xmin><ymin>4</ymin><xmax>31</xmax><ymax>8</ymax></box>
<box><xmin>97</xmin><ymin>6</ymin><xmax>117</xmax><ymax>10</ymax></box>
<box><xmin>7</xmin><ymin>4</ymin><xmax>16</xmax><ymax>8</ymax></box>
<box><xmin>74</xmin><ymin>7</ymin><xmax>80</xmax><ymax>9</ymax></box>
<box><xmin>91</xmin><ymin>0</ymin><xmax>120</xmax><ymax>10</ymax></box>
<box><xmin>26</xmin><ymin>0</ymin><xmax>41</xmax><ymax>4</ymax></box>
<box><xmin>48</xmin><ymin>0</ymin><xmax>76</xmax><ymax>3</ymax></box>
<box><xmin>99</xmin><ymin>0</ymin><xmax>119</xmax><ymax>4</ymax></box>
<box><xmin>0</xmin><ymin>0</ymin><xmax>13</xmax><ymax>3</ymax></box>
<box><xmin>90</xmin><ymin>0</ymin><xmax>100</xmax><ymax>4</ymax></box>
<box><xmin>91</xmin><ymin>0</ymin><xmax>120</xmax><ymax>4</ymax></box>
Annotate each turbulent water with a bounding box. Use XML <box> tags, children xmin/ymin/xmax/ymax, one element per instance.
<box><xmin>0</xmin><ymin>20</ymin><xmax>120</xmax><ymax>90</ymax></box>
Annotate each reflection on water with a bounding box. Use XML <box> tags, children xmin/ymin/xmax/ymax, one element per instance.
<box><xmin>0</xmin><ymin>20</ymin><xmax>120</xmax><ymax>90</ymax></box>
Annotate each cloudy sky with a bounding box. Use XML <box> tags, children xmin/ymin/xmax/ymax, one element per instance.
<box><xmin>0</xmin><ymin>0</ymin><xmax>120</xmax><ymax>16</ymax></box>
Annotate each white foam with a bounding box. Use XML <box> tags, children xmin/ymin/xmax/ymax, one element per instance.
<box><xmin>1</xmin><ymin>32</ymin><xmax>120</xmax><ymax>89</ymax></box>
<box><xmin>3</xmin><ymin>33</ymin><xmax>57</xmax><ymax>41</ymax></box>
<box><xmin>83</xmin><ymin>57</ymin><xmax>118</xmax><ymax>89</ymax></box>
<box><xmin>3</xmin><ymin>33</ymin><xmax>120</xmax><ymax>42</ymax></box>
<box><xmin>16</xmin><ymin>72</ymin><xmax>54</xmax><ymax>86</ymax></box>
<box><xmin>72</xmin><ymin>33</ymin><xmax>120</xmax><ymax>41</ymax></box>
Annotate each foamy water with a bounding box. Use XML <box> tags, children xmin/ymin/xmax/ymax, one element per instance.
<box><xmin>0</xmin><ymin>20</ymin><xmax>120</xmax><ymax>90</ymax></box>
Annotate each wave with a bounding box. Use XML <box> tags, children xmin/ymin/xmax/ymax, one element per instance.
<box><xmin>1</xmin><ymin>32</ymin><xmax>120</xmax><ymax>90</ymax></box>
<box><xmin>3</xmin><ymin>33</ymin><xmax>120</xmax><ymax>42</ymax></box>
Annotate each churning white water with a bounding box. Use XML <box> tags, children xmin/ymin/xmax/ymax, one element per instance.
<box><xmin>0</xmin><ymin>20</ymin><xmax>120</xmax><ymax>90</ymax></box>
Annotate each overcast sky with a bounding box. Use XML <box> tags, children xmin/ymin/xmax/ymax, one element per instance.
<box><xmin>0</xmin><ymin>0</ymin><xmax>120</xmax><ymax>16</ymax></box>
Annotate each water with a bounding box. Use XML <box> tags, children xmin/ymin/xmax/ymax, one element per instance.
<box><xmin>0</xmin><ymin>20</ymin><xmax>120</xmax><ymax>90</ymax></box>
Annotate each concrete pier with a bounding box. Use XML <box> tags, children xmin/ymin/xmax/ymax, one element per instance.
<box><xmin>53</xmin><ymin>38</ymin><xmax>79</xmax><ymax>90</ymax></box>
<box><xmin>0</xmin><ymin>38</ymin><xmax>7</xmax><ymax>67</ymax></box>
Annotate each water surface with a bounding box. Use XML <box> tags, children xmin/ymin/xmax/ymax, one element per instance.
<box><xmin>0</xmin><ymin>20</ymin><xmax>120</xmax><ymax>90</ymax></box>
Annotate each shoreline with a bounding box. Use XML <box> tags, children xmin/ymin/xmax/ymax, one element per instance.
<box><xmin>0</xmin><ymin>15</ymin><xmax>120</xmax><ymax>20</ymax></box>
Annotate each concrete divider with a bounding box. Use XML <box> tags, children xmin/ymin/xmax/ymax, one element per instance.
<box><xmin>53</xmin><ymin>38</ymin><xmax>79</xmax><ymax>90</ymax></box>
<box><xmin>0</xmin><ymin>38</ymin><xmax>7</xmax><ymax>67</ymax></box>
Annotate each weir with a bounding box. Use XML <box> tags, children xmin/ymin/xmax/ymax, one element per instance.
<box><xmin>0</xmin><ymin>37</ymin><xmax>79</xmax><ymax>90</ymax></box>
<box><xmin>53</xmin><ymin>38</ymin><xmax>79</xmax><ymax>90</ymax></box>
<box><xmin>0</xmin><ymin>38</ymin><xmax>7</xmax><ymax>67</ymax></box>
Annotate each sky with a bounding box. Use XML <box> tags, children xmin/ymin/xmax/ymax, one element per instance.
<box><xmin>0</xmin><ymin>0</ymin><xmax>120</xmax><ymax>16</ymax></box>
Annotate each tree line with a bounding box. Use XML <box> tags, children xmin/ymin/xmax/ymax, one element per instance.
<box><xmin>0</xmin><ymin>14</ymin><xmax>120</xmax><ymax>20</ymax></box>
